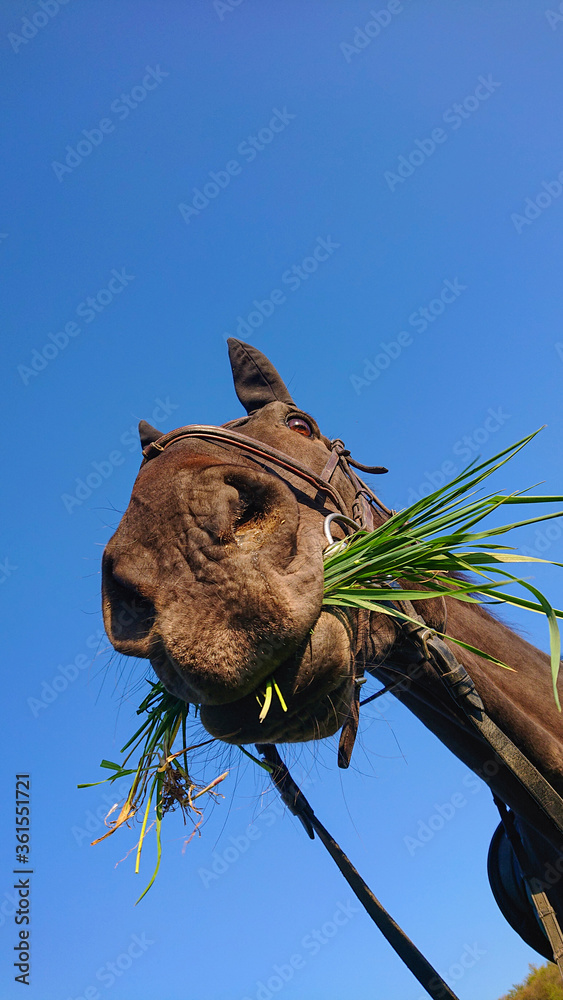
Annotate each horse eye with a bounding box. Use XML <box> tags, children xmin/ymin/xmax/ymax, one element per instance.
<box><xmin>287</xmin><ymin>416</ymin><xmax>313</xmax><ymax>437</ymax></box>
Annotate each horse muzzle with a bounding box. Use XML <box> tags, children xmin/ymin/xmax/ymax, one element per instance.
<box><xmin>101</xmin><ymin>457</ymin><xmax>329</xmax><ymax>708</ymax></box>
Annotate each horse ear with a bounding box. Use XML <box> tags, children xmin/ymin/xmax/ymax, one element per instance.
<box><xmin>138</xmin><ymin>420</ymin><xmax>163</xmax><ymax>449</ymax></box>
<box><xmin>227</xmin><ymin>338</ymin><xmax>295</xmax><ymax>414</ymax></box>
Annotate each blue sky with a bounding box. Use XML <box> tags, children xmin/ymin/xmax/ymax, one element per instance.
<box><xmin>2</xmin><ymin>1</ymin><xmax>563</xmax><ymax>998</ymax></box>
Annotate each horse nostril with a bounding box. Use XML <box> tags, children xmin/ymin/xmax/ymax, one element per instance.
<box><xmin>225</xmin><ymin>475</ymin><xmax>277</xmax><ymax>550</ymax></box>
<box><xmin>234</xmin><ymin>487</ymin><xmax>266</xmax><ymax>531</ymax></box>
<box><xmin>102</xmin><ymin>559</ymin><xmax>156</xmax><ymax>652</ymax></box>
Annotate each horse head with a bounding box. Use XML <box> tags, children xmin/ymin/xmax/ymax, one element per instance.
<box><xmin>102</xmin><ymin>340</ymin><xmax>444</xmax><ymax>746</ymax></box>
<box><xmin>101</xmin><ymin>340</ymin><xmax>563</xmax><ymax>973</ymax></box>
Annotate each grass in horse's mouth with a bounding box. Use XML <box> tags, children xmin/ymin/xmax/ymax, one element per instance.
<box><xmin>255</xmin><ymin>675</ymin><xmax>288</xmax><ymax>722</ymax></box>
<box><xmin>78</xmin><ymin>682</ymin><xmax>229</xmax><ymax>903</ymax></box>
<box><xmin>85</xmin><ymin>429</ymin><xmax>563</xmax><ymax>901</ymax></box>
<box><xmin>322</xmin><ymin>427</ymin><xmax>563</xmax><ymax>706</ymax></box>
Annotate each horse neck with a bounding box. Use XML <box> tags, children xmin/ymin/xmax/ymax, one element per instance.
<box><xmin>412</xmin><ymin>596</ymin><xmax>563</xmax><ymax>791</ymax></box>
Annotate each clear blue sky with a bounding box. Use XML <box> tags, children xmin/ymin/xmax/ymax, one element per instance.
<box><xmin>2</xmin><ymin>2</ymin><xmax>563</xmax><ymax>998</ymax></box>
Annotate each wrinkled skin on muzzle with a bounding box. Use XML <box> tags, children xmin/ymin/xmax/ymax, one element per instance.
<box><xmin>102</xmin><ymin>342</ymin><xmax>373</xmax><ymax>744</ymax></box>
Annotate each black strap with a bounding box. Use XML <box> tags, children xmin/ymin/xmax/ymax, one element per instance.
<box><xmin>378</xmin><ymin>590</ymin><xmax>563</xmax><ymax>841</ymax></box>
<box><xmin>404</xmin><ymin>622</ymin><xmax>563</xmax><ymax>840</ymax></box>
<box><xmin>256</xmin><ymin>744</ymin><xmax>462</xmax><ymax>1000</ymax></box>
<box><xmin>495</xmin><ymin>798</ymin><xmax>563</xmax><ymax>977</ymax></box>
<box><xmin>253</xmin><ymin>615</ymin><xmax>563</xmax><ymax>996</ymax></box>
<box><xmin>337</xmin><ymin>683</ymin><xmax>361</xmax><ymax>769</ymax></box>
<box><xmin>338</xmin><ymin>608</ymin><xmax>369</xmax><ymax>769</ymax></box>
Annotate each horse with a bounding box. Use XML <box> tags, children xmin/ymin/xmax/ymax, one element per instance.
<box><xmin>101</xmin><ymin>338</ymin><xmax>563</xmax><ymax>983</ymax></box>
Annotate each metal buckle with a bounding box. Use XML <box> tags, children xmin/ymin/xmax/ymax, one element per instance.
<box><xmin>142</xmin><ymin>440</ymin><xmax>165</xmax><ymax>459</ymax></box>
<box><xmin>323</xmin><ymin>512</ymin><xmax>362</xmax><ymax>548</ymax></box>
<box><xmin>417</xmin><ymin>627</ymin><xmax>435</xmax><ymax>660</ymax></box>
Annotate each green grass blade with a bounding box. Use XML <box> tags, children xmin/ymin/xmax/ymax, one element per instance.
<box><xmin>238</xmin><ymin>746</ymin><xmax>274</xmax><ymax>772</ymax></box>
<box><xmin>135</xmin><ymin>773</ymin><xmax>164</xmax><ymax>905</ymax></box>
<box><xmin>135</xmin><ymin>775</ymin><xmax>157</xmax><ymax>874</ymax></box>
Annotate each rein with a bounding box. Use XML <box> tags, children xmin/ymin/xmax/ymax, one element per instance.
<box><xmin>256</xmin><ymin>743</ymin><xmax>462</xmax><ymax>1000</ymax></box>
<box><xmin>142</xmin><ymin>420</ymin><xmax>563</xmax><ymax>996</ymax></box>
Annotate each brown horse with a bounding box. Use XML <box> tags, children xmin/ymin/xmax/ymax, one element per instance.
<box><xmin>102</xmin><ymin>338</ymin><xmax>563</xmax><ymax>963</ymax></box>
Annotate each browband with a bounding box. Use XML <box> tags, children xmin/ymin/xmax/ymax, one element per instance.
<box><xmin>141</xmin><ymin>423</ymin><xmax>371</xmax><ymax>517</ymax></box>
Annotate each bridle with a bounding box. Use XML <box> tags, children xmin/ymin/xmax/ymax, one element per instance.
<box><xmin>141</xmin><ymin>421</ymin><xmax>393</xmax><ymax>766</ymax></box>
<box><xmin>140</xmin><ymin>420</ymin><xmax>563</xmax><ymax>997</ymax></box>
<box><xmin>141</xmin><ymin>421</ymin><xmax>391</xmax><ymax>522</ymax></box>
<box><xmin>143</xmin><ymin>421</ymin><xmax>393</xmax><ymax>748</ymax></box>
<box><xmin>140</xmin><ymin>420</ymin><xmax>563</xmax><ymax>837</ymax></box>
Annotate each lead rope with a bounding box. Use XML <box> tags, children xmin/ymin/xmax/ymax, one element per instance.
<box><xmin>255</xmin><ymin>743</ymin><xmax>462</xmax><ymax>1000</ymax></box>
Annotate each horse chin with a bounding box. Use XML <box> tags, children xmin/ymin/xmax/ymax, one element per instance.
<box><xmin>199</xmin><ymin>673</ymin><xmax>353</xmax><ymax>744</ymax></box>
<box><xmin>150</xmin><ymin>609</ymin><xmax>354</xmax><ymax>745</ymax></box>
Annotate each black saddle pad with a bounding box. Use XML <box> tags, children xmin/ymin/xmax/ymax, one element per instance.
<box><xmin>487</xmin><ymin>820</ymin><xmax>553</xmax><ymax>961</ymax></box>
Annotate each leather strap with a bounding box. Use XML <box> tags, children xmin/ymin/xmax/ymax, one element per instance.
<box><xmin>377</xmin><ymin>592</ymin><xmax>563</xmax><ymax>840</ymax></box>
<box><xmin>319</xmin><ymin>444</ymin><xmax>343</xmax><ymax>484</ymax></box>
<box><xmin>141</xmin><ymin>424</ymin><xmax>393</xmax><ymax>527</ymax></box>
<box><xmin>256</xmin><ymin>744</ymin><xmax>461</xmax><ymax>1000</ymax></box>
<box><xmin>495</xmin><ymin>798</ymin><xmax>563</xmax><ymax>976</ymax></box>
<box><xmin>141</xmin><ymin>424</ymin><xmax>349</xmax><ymax>513</ymax></box>
<box><xmin>141</xmin><ymin>416</ymin><xmax>563</xmax><ymax>983</ymax></box>
<box><xmin>337</xmin><ymin>678</ymin><xmax>362</xmax><ymax>769</ymax></box>
<box><xmin>403</xmin><ymin>623</ymin><xmax>563</xmax><ymax>839</ymax></box>
<box><xmin>338</xmin><ymin>608</ymin><xmax>369</xmax><ymax>768</ymax></box>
